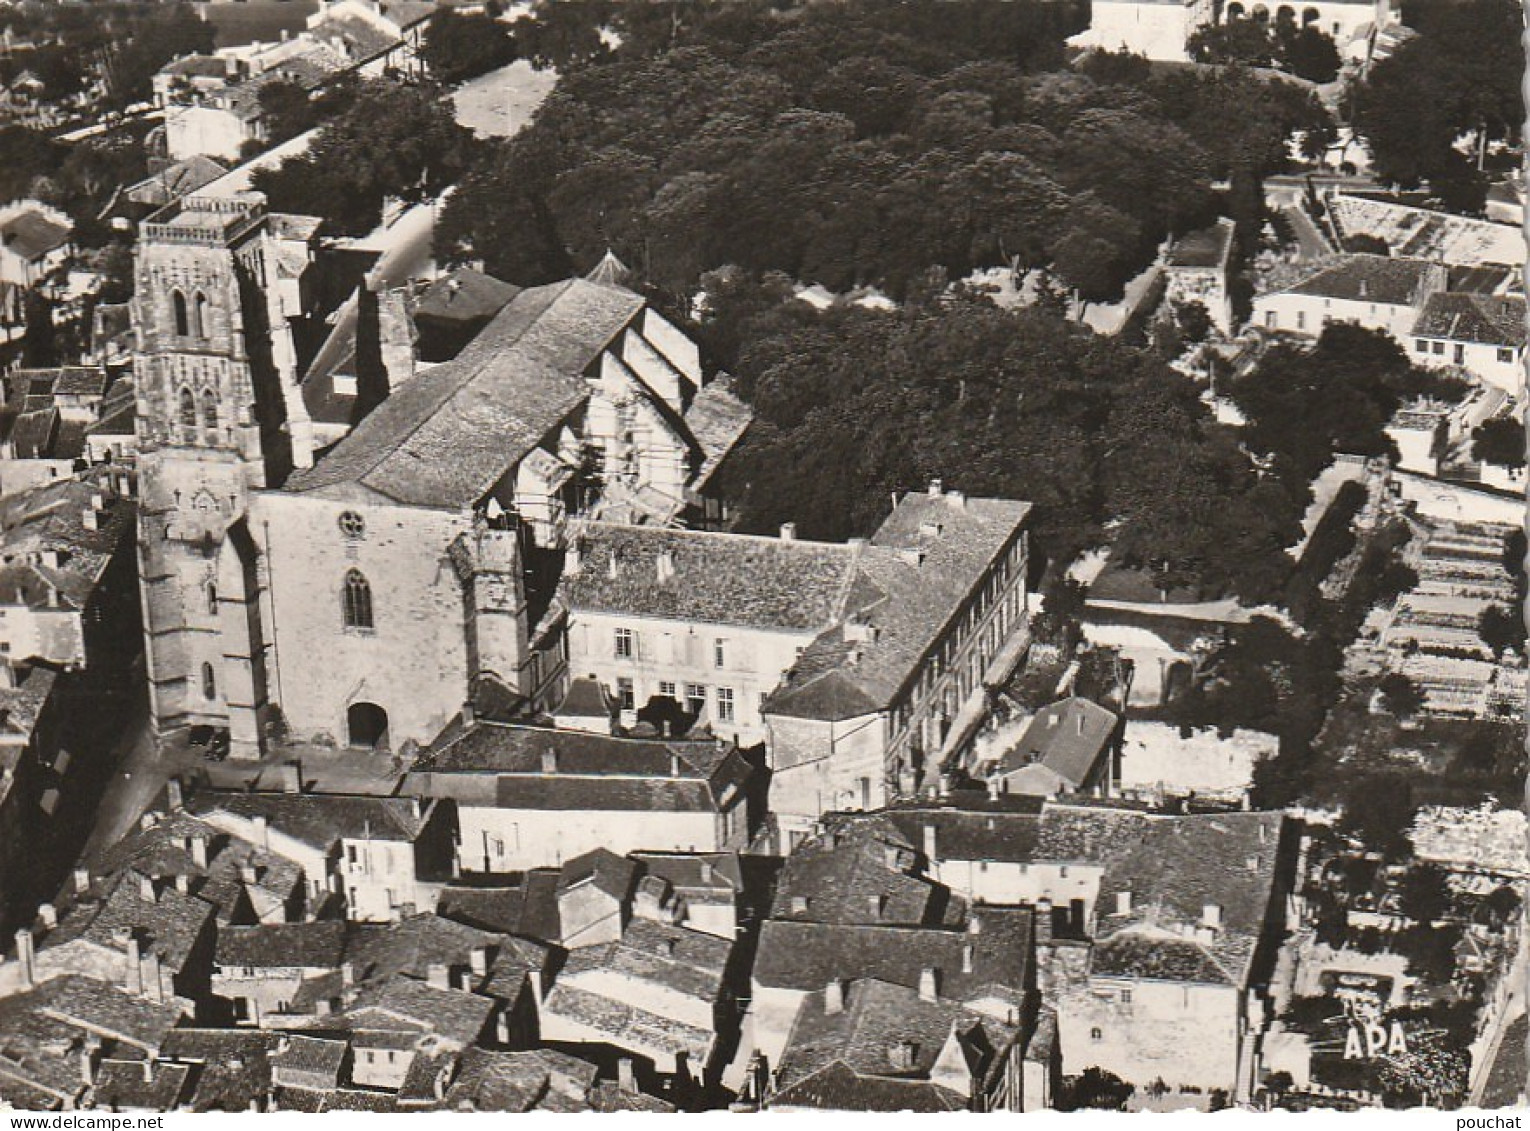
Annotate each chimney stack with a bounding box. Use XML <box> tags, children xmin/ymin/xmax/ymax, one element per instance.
<box><xmin>928</xmin><ymin>479</ymin><xmax>943</xmax><ymax>498</ymax></box>
<box><xmin>469</xmin><ymin>947</ymin><xmax>488</xmax><ymax>976</ymax></box>
<box><xmin>670</xmin><ymin>752</ymin><xmax>681</xmax><ymax>778</ymax></box>
<box><xmin>13</xmin><ymin>927</ymin><xmax>35</xmax><ymax>989</ymax></box>
<box><xmin>166</xmin><ymin>777</ymin><xmax>183</xmax><ymax>811</ymax></box>
<box><xmin>279</xmin><ymin>760</ymin><xmax>302</xmax><ymax>794</ymax></box>
<box><xmin>779</xmin><ymin>523</ymin><xmax>797</xmax><ymax>542</ymax></box>
<box><xmin>617</xmin><ymin>1057</ymin><xmax>635</xmax><ymax>1093</ymax></box>
<box><xmin>697</xmin><ymin>859</ymin><xmax>713</xmax><ymax>884</ymax></box>
<box><xmin>139</xmin><ymin>875</ymin><xmax>157</xmax><ymax>904</ymax></box>
<box><xmin>82</xmin><ymin>506</ymin><xmax>98</xmax><ymax>532</ymax></box>
<box><xmin>1202</xmin><ymin>902</ymin><xmax>1223</xmax><ymax>931</ymax></box>
<box><xmin>918</xmin><ymin>966</ymin><xmax>940</xmax><ymax>1002</ymax></box>
<box><xmin>922</xmin><ymin>823</ymin><xmax>937</xmax><ymax>861</ymax></box>
<box><xmin>541</xmin><ymin>749</ymin><xmax>557</xmax><ymax>775</ymax></box>
<box><xmin>1116</xmin><ymin>890</ymin><xmax>1132</xmax><ymax>916</ymax></box>
<box><xmin>656</xmin><ymin>549</ymin><xmax>676</xmax><ymax>584</ymax></box>
<box><xmin>1035</xmin><ymin>898</ymin><xmax>1054</xmax><ymax>944</ymax></box>
<box><xmin>190</xmin><ymin>835</ymin><xmax>209</xmax><ymax>868</ymax></box>
<box><xmin>38</xmin><ymin>902</ymin><xmax>56</xmax><ymax>929</ymax></box>
<box><xmin>427</xmin><ymin>963</ymin><xmax>451</xmax><ymax>989</ymax></box>
<box><xmin>252</xmin><ymin>815</ymin><xmax>269</xmax><ymax>850</ymax></box>
<box><xmin>143</xmin><ymin>951</ymin><xmax>164</xmax><ymax>1003</ymax></box>
<box><xmin>824</xmin><ymin>979</ymin><xmax>845</xmax><ymax>1015</ymax></box>
<box><xmin>125</xmin><ymin>934</ymin><xmax>143</xmax><ymax>995</ymax></box>
<box><xmin>73</xmin><ymin>867</ymin><xmax>91</xmax><ymax>894</ymax></box>
<box><xmin>461</xmin><ymin>701</ymin><xmax>475</xmax><ymax>728</ymax></box>
<box><xmin>607</xmin><ymin>551</ymin><xmax>619</xmax><ymax>580</ymax></box>
<box><xmin>529</xmin><ymin>968</ymin><xmax>544</xmax><ymax>1002</ymax></box>
<box><xmin>80</xmin><ymin>1040</ymin><xmax>100</xmax><ymax>1086</ymax></box>
<box><xmin>961</xmin><ymin>942</ymin><xmax>973</xmax><ymax>974</ymax></box>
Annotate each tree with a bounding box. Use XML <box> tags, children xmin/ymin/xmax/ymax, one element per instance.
<box><xmin>1277</xmin><ymin>26</ymin><xmax>1341</xmax><ymax>83</ymax></box>
<box><xmin>1398</xmin><ymin>863</ymin><xmax>1451</xmax><ymax>925</ymax></box>
<box><xmin>1477</xmin><ymin>604</ymin><xmax>1525</xmax><ymax>658</ymax></box>
<box><xmin>1343</xmin><ymin>233</ymin><xmax>1392</xmax><ymax>255</ymax></box>
<box><xmin>1064</xmin><ymin>1067</ymin><xmax>1134</xmax><ymax>1111</ymax></box>
<box><xmin>1378</xmin><ymin>671</ymin><xmax>1424</xmax><ymax>717</ymax></box>
<box><xmin>20</xmin><ymin>291</ymin><xmax>58</xmax><ymax>368</ymax></box>
<box><xmin>1174</xmin><ymin>300</ymin><xmax>1213</xmax><ymax>343</ymax></box>
<box><xmin>1187</xmin><ymin>18</ymin><xmax>1274</xmax><ymax>67</ymax></box>
<box><xmin>1338</xmin><ymin>773</ymin><xmax>1416</xmax><ymax>858</ymax></box>
<box><xmin>1375</xmin><ymin>1026</ymin><xmax>1470</xmax><ymax>1108</ymax></box>
<box><xmin>1471</xmin><ymin>416</ymin><xmax>1524</xmax><ymax>470</ymax></box>
<box><xmin>102</xmin><ymin>3</ymin><xmax>215</xmax><ymax>110</ymax></box>
<box><xmin>253</xmin><ymin>81</ymin><xmax>475</xmax><ymax>235</ymax></box>
<box><xmin>420</xmin><ymin>9</ymin><xmax>516</xmax><ymax>84</ymax></box>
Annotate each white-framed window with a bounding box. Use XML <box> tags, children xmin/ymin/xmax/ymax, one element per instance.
<box><xmin>685</xmin><ymin>683</ymin><xmax>706</xmax><ymax>716</ymax></box>
<box><xmin>717</xmin><ymin>687</ymin><xmax>735</xmax><ymax>722</ymax></box>
<box><xmin>714</xmin><ymin>638</ymin><xmax>727</xmax><ymax>668</ymax></box>
<box><xmin>617</xmin><ymin>677</ymin><xmax>635</xmax><ymax>710</ymax></box>
<box><xmin>658</xmin><ymin>680</ymin><xmax>677</xmax><ymax>699</ymax></box>
<box><xmin>1295</xmin><ymin>310</ymin><xmax>1305</xmax><ymax>330</ymax></box>
<box><xmin>614</xmin><ymin>627</ymin><xmax>634</xmax><ymax>659</ymax></box>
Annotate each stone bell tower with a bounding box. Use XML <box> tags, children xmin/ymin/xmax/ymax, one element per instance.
<box><xmin>132</xmin><ymin>192</ymin><xmax>316</xmax><ymax>752</ymax></box>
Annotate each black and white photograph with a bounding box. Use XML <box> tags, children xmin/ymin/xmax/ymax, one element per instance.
<box><xmin>0</xmin><ymin>0</ymin><xmax>1523</xmax><ymax>1116</ymax></box>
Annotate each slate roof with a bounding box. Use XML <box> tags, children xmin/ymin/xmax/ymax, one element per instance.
<box><xmin>772</xmin><ymin>826</ymin><xmax>954</xmax><ymax>927</ymax></box>
<box><xmin>631</xmin><ymin>851</ymin><xmax>743</xmax><ymax>898</ymax></box>
<box><xmin>0</xmin><ymin>209</ymin><xmax>70</xmax><ymax>260</ymax></box>
<box><xmin>683</xmin><ymin>375</ymin><xmax>753</xmax><ymax>491</ymax></box>
<box><xmin>880</xmin><ymin>805</ymin><xmax>1044</xmax><ymax>864</ymax></box>
<box><xmin>753</xmin><ymin>909</ymin><xmax>1032</xmax><ymax>1004</ymax></box>
<box><xmin>1412</xmin><ymin>292</ymin><xmax>1526</xmax><ymax>347</ymax></box>
<box><xmin>438</xmin><ymin>1048</ymin><xmax>598</xmax><ymax>1112</ymax></box>
<box><xmin>558</xmin><ymin>847</ymin><xmax>639</xmax><ymax>901</ymax></box>
<box><xmin>435</xmin><ymin>883</ymin><xmax>527</xmax><ymax>935</ymax></box>
<box><xmin>558</xmin><ymin>522</ymin><xmax>859</xmax><ymax>631</ymax></box>
<box><xmin>270</xmin><ymin>1035</ymin><xmax>346</xmax><ymax>1081</ymax></box>
<box><xmin>286</xmin><ymin>279</ymin><xmax>644</xmax><ymax>508</ymax></box>
<box><xmin>767</xmin><ymin>492</ymin><xmax>1030</xmax><ymax>720</ymax></box>
<box><xmin>125</xmin><ymin>155</ymin><xmax>227</xmax><ymax>207</ymax></box>
<box><xmin>771</xmin><ymin>978</ymin><xmax>1018</xmax><ymax>1112</ymax></box>
<box><xmin>215</xmin><ymin>921</ymin><xmax>346</xmax><ymax>969</ymax></box>
<box><xmin>1278</xmin><ymin>253</ymin><xmax>1440</xmax><ymax>305</ymax></box>
<box><xmin>32</xmin><ymin>974</ymin><xmax>186</xmax><ymax>1050</ymax></box>
<box><xmin>562</xmin><ymin>917</ymin><xmax>733</xmax><ymax>1002</ymax></box>
<box><xmin>994</xmin><ymin>697</ymin><xmax>1118</xmax><ymax>788</ymax></box>
<box><xmin>9</xmin><ymin>407</ymin><xmax>57</xmax><ymax>459</ymax></box>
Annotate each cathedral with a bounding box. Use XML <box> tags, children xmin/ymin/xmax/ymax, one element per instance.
<box><xmin>132</xmin><ymin>191</ymin><xmax>750</xmax><ymax>758</ymax></box>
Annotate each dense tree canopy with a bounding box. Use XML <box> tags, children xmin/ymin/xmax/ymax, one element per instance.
<box><xmin>1350</xmin><ymin>0</ymin><xmax>1521</xmax><ymax>195</ymax></box>
<box><xmin>437</xmin><ymin>2</ymin><xmax>1329</xmax><ymax>303</ymax></box>
<box><xmin>420</xmin><ymin>10</ymin><xmax>517</xmax><ymax>84</ymax></box>
<box><xmin>1188</xmin><ymin>16</ymin><xmax>1340</xmax><ymax>82</ymax></box>
<box><xmin>252</xmin><ymin>81</ymin><xmax>476</xmax><ymax>235</ymax></box>
<box><xmin>707</xmin><ymin>287</ymin><xmax>1301</xmax><ymax>600</ymax></box>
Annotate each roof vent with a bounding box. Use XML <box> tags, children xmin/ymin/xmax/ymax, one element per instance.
<box><xmin>919</xmin><ymin>521</ymin><xmax>943</xmax><ymax>539</ymax></box>
<box><xmin>897</xmin><ymin>548</ymin><xmax>926</xmax><ymax>568</ymax></box>
<box><xmin>889</xmin><ymin>1039</ymin><xmax>919</xmax><ymax>1070</ymax></box>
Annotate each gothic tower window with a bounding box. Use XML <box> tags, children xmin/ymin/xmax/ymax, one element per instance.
<box><xmin>206</xmin><ymin>581</ymin><xmax>218</xmax><ymax>616</ymax></box>
<box><xmin>173</xmin><ymin>290</ymin><xmax>189</xmax><ymax>337</ymax></box>
<box><xmin>178</xmin><ymin>387</ymin><xmax>197</xmax><ymax>437</ymax></box>
<box><xmin>343</xmin><ymin>569</ymin><xmax>374</xmax><ymax>630</ymax></box>
<box><xmin>193</xmin><ymin>291</ymin><xmax>210</xmax><ymax>340</ymax></box>
<box><xmin>201</xmin><ymin>387</ymin><xmax>220</xmax><ymax>438</ymax></box>
<box><xmin>201</xmin><ymin>662</ymin><xmax>217</xmax><ymax>700</ymax></box>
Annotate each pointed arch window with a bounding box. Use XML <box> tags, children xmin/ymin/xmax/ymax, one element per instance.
<box><xmin>343</xmin><ymin>569</ymin><xmax>373</xmax><ymax>630</ymax></box>
<box><xmin>206</xmin><ymin>580</ymin><xmax>218</xmax><ymax>616</ymax></box>
<box><xmin>172</xmin><ymin>290</ymin><xmax>189</xmax><ymax>337</ymax></box>
<box><xmin>178</xmin><ymin>386</ymin><xmax>197</xmax><ymax>436</ymax></box>
<box><xmin>201</xmin><ymin>387</ymin><xmax>220</xmax><ymax>437</ymax></box>
<box><xmin>192</xmin><ymin>291</ymin><xmax>210</xmax><ymax>340</ymax></box>
<box><xmin>201</xmin><ymin>662</ymin><xmax>217</xmax><ymax>700</ymax></box>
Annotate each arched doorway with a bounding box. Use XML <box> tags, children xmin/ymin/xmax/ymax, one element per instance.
<box><xmin>347</xmin><ymin>702</ymin><xmax>389</xmax><ymax>750</ymax></box>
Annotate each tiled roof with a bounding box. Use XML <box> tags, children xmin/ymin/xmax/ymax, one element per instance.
<box><xmin>270</xmin><ymin>1034</ymin><xmax>346</xmax><ymax>1079</ymax></box>
<box><xmin>160</xmin><ymin>1028</ymin><xmax>280</xmax><ymax>1112</ymax></box>
<box><xmin>771</xmin><ymin>978</ymin><xmax>1019</xmax><ymax>1111</ymax></box>
<box><xmin>412</xmin><ymin>267</ymin><xmax>520</xmax><ymax>325</ymax></box>
<box><xmin>539</xmin><ymin>983</ymin><xmax>716</xmax><ymax>1064</ymax></box>
<box><xmin>92</xmin><ymin>1058</ymin><xmax>193</xmax><ymax>1111</ymax></box>
<box><xmin>1412</xmin><ymin>292</ymin><xmax>1526</xmax><ymax>347</ymax></box>
<box><xmin>126</xmin><ymin>155</ymin><xmax>228</xmax><ymax>207</ymax></box>
<box><xmin>345</xmin><ymin>975</ymin><xmax>494</xmax><ymax>1047</ymax></box>
<box><xmin>1034</xmin><ymin>802</ymin><xmax>1154</xmax><ymax>863</ymax></box>
<box><xmin>192</xmin><ymin>791</ymin><xmax>428</xmax><ymax>849</ymax></box>
<box><xmin>215</xmin><ymin>921</ymin><xmax>346</xmax><ymax>969</ymax></box>
<box><xmin>1092</xmin><ymin>811</ymin><xmax>1288</xmax><ymax>986</ymax></box>
<box><xmin>772</xmin><ymin>826</ymin><xmax>953</xmax><ymax>927</ymax></box>
<box><xmin>562</xmin><ymin>917</ymin><xmax>732</xmax><ymax>1002</ymax></box>
<box><xmin>46</xmin><ymin>870</ymin><xmax>213</xmax><ymax>974</ymax></box>
<box><xmin>32</xmin><ymin>974</ymin><xmax>186</xmax><ymax>1049</ymax></box>
<box><xmin>682</xmin><ymin>374</ymin><xmax>752</xmax><ymax>491</ymax></box>
<box><xmin>0</xmin><ymin>210</ymin><xmax>70</xmax><ymax>260</ymax></box>
<box><xmin>994</xmin><ymin>697</ymin><xmax>1118</xmax><ymax>787</ymax></box>
<box><xmin>753</xmin><ymin>909</ymin><xmax>1031</xmax><ymax>1004</ymax></box>
<box><xmin>9</xmin><ymin>407</ymin><xmax>58</xmax><ymax>459</ymax></box>
<box><xmin>768</xmin><ymin>492</ymin><xmax>1030</xmax><ymax>720</ymax></box>
<box><xmin>343</xmin><ymin>912</ymin><xmax>504</xmax><ymax>985</ymax></box>
<box><xmin>286</xmin><ymin>279</ymin><xmax>643</xmax><ymax>507</ymax></box>
<box><xmin>880</xmin><ymin>805</ymin><xmax>1044</xmax><ymax>864</ymax></box>
<box><xmin>435</xmin><ymin>883</ymin><xmax>527</xmax><ymax>935</ymax></box>
<box><xmin>1278</xmin><ymin>253</ymin><xmax>1440</xmax><ymax>305</ymax></box>
<box><xmin>558</xmin><ymin>521</ymin><xmax>859</xmax><ymax>631</ymax></box>
<box><xmin>438</xmin><ymin>1048</ymin><xmax>599</xmax><ymax>1112</ymax></box>
<box><xmin>558</xmin><ymin>847</ymin><xmax>638</xmax><ymax>902</ymax></box>
<box><xmin>631</xmin><ymin>851</ymin><xmax>743</xmax><ymax>897</ymax></box>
